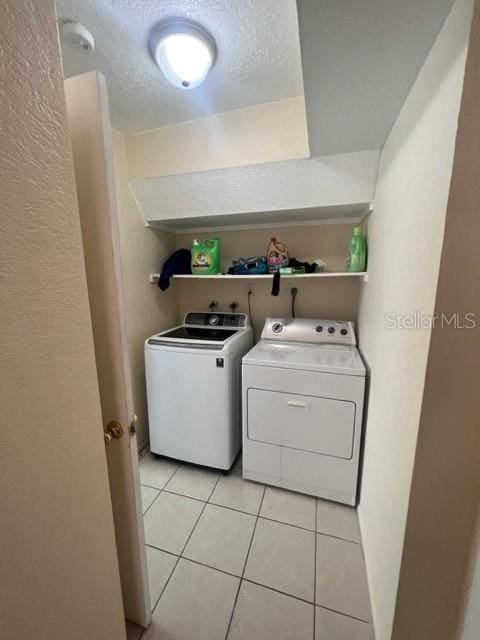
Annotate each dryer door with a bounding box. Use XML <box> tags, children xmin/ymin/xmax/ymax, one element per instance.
<box><xmin>247</xmin><ymin>388</ymin><xmax>355</xmax><ymax>459</ymax></box>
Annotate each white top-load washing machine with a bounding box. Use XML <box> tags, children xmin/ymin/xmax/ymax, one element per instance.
<box><xmin>242</xmin><ymin>317</ymin><xmax>366</xmax><ymax>505</ymax></box>
<box><xmin>145</xmin><ymin>312</ymin><xmax>253</xmax><ymax>470</ymax></box>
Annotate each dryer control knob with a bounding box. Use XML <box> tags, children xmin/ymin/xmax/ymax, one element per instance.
<box><xmin>209</xmin><ymin>315</ymin><xmax>220</xmax><ymax>326</ymax></box>
<box><xmin>272</xmin><ymin>322</ymin><xmax>283</xmax><ymax>334</ymax></box>
<box><xmin>315</xmin><ymin>325</ymin><xmax>323</xmax><ymax>333</ymax></box>
<box><xmin>328</xmin><ymin>326</ymin><xmax>335</xmax><ymax>334</ymax></box>
<box><xmin>340</xmin><ymin>328</ymin><xmax>348</xmax><ymax>336</ymax></box>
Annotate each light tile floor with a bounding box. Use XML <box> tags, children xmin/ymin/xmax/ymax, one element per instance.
<box><xmin>138</xmin><ymin>452</ymin><xmax>373</xmax><ymax>640</ymax></box>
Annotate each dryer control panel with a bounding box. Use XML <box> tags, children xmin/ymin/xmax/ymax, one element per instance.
<box><xmin>261</xmin><ymin>318</ymin><xmax>357</xmax><ymax>346</ymax></box>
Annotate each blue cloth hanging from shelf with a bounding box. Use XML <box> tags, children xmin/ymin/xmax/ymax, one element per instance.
<box><xmin>158</xmin><ymin>249</ymin><xmax>192</xmax><ymax>291</ymax></box>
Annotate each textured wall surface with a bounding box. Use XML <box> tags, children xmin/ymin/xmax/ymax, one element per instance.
<box><xmin>298</xmin><ymin>0</ymin><xmax>455</xmax><ymax>155</ymax></box>
<box><xmin>356</xmin><ymin>0</ymin><xmax>473</xmax><ymax>638</ymax></box>
<box><xmin>131</xmin><ymin>150</ymin><xmax>379</xmax><ymax>225</ymax></box>
<box><xmin>392</xmin><ymin>2</ymin><xmax>480</xmax><ymax>637</ymax></box>
<box><xmin>126</xmin><ymin>97</ymin><xmax>309</xmax><ymax>179</ymax></box>
<box><xmin>112</xmin><ymin>130</ymin><xmax>179</xmax><ymax>449</ymax></box>
<box><xmin>175</xmin><ymin>223</ymin><xmax>362</xmax><ymax>333</ymax></box>
<box><xmin>0</xmin><ymin>2</ymin><xmax>126</xmax><ymax>638</ymax></box>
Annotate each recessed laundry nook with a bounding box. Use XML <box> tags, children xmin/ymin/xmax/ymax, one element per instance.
<box><xmin>61</xmin><ymin>0</ymin><xmax>476</xmax><ymax>637</ymax></box>
<box><xmin>4</xmin><ymin>1</ymin><xmax>477</xmax><ymax>640</ymax></box>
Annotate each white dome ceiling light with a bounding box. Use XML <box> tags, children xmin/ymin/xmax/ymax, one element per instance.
<box><xmin>149</xmin><ymin>19</ymin><xmax>216</xmax><ymax>89</ymax></box>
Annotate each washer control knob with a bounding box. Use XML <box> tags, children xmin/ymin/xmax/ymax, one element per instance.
<box><xmin>272</xmin><ymin>322</ymin><xmax>283</xmax><ymax>334</ymax></box>
<box><xmin>315</xmin><ymin>325</ymin><xmax>323</xmax><ymax>333</ymax></box>
<box><xmin>328</xmin><ymin>326</ymin><xmax>335</xmax><ymax>334</ymax></box>
<box><xmin>209</xmin><ymin>315</ymin><xmax>220</xmax><ymax>326</ymax></box>
<box><xmin>340</xmin><ymin>328</ymin><xmax>348</xmax><ymax>336</ymax></box>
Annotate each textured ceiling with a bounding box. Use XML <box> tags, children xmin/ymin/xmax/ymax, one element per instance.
<box><xmin>57</xmin><ymin>0</ymin><xmax>456</xmax><ymax>151</ymax></box>
<box><xmin>298</xmin><ymin>0</ymin><xmax>456</xmax><ymax>155</ymax></box>
<box><xmin>56</xmin><ymin>0</ymin><xmax>304</xmax><ymax>134</ymax></box>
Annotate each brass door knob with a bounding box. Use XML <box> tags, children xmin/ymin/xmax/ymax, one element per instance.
<box><xmin>104</xmin><ymin>420</ymin><xmax>124</xmax><ymax>446</ymax></box>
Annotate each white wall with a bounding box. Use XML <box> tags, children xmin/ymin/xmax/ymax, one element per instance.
<box><xmin>126</xmin><ymin>96</ymin><xmax>309</xmax><ymax>179</ymax></box>
<box><xmin>112</xmin><ymin>130</ymin><xmax>179</xmax><ymax>449</ymax></box>
<box><xmin>391</xmin><ymin>2</ymin><xmax>480</xmax><ymax>634</ymax></box>
<box><xmin>0</xmin><ymin>2</ymin><xmax>126</xmax><ymax>638</ymax></box>
<box><xmin>297</xmin><ymin>0</ymin><xmax>455</xmax><ymax>155</ymax></box>
<box><xmin>175</xmin><ymin>223</ymin><xmax>362</xmax><ymax>333</ymax></box>
<box><xmin>357</xmin><ymin>0</ymin><xmax>474</xmax><ymax>638</ymax></box>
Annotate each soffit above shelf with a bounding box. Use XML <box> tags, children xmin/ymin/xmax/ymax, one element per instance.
<box><xmin>145</xmin><ymin>204</ymin><xmax>371</xmax><ymax>233</ymax></box>
<box><xmin>131</xmin><ymin>150</ymin><xmax>379</xmax><ymax>232</ymax></box>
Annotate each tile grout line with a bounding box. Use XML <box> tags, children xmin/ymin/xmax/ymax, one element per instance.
<box><xmin>141</xmin><ymin>459</ymin><xmax>370</xmax><ymax>630</ymax></box>
<box><xmin>145</xmin><ymin>543</ymin><xmax>179</xmax><ymax>559</ymax></box>
<box><xmin>144</xmin><ymin>543</ymin><xmax>373</xmax><ymax>625</ymax></box>
<box><xmin>138</xmin><ymin>546</ymin><xmax>182</xmax><ymax>638</ymax></box>
<box><xmin>140</xmin><ymin>482</ymin><xmax>169</xmax><ymax>491</ymax></box>
<box><xmin>164</xmin><ymin>463</ymin><xmax>222</xmax><ymax>496</ymax></box>
<box><xmin>141</xmin><ymin>464</ymin><xmax>180</xmax><ymax>516</ymax></box>
<box><xmin>163</xmin><ymin>486</ymin><xmax>361</xmax><ymax>544</ymax></box>
<box><xmin>149</xmin><ymin>553</ymin><xmax>180</xmax><ymax>618</ymax></box>
<box><xmin>357</xmin><ymin>519</ymin><xmax>374</xmax><ymax>630</ymax></box>
<box><xmin>149</xmin><ymin>475</ymin><xmax>224</xmax><ymax>618</ymax></box>
<box><xmin>140</xmin><ymin>459</ymin><xmax>180</xmax><ymax>489</ymax></box>
<box><xmin>142</xmin><ymin>489</ymin><xmax>162</xmax><ymax>517</ymax></box>
<box><xmin>143</xmin><ymin>471</ymin><xmax>223</xmax><ymax>632</ymax></box>
<box><xmin>164</xmin><ymin>461</ymin><xmax>182</xmax><ymax>485</ymax></box>
<box><xmin>164</xmin><ymin>486</ymin><xmax>219</xmax><ymax>504</ymax></box>
<box><xmin>314</xmin><ymin>602</ymin><xmax>372</xmax><ymax>625</ymax></box>
<box><xmin>138</xmin><ymin>461</ymin><xmax>182</xmax><ymax>639</ymax></box>
<box><xmin>224</xmin><ymin>484</ymin><xmax>267</xmax><ymax>640</ymax></box>
<box><xmin>315</xmin><ymin>528</ymin><xmax>362</xmax><ymax>545</ymax></box>
<box><xmin>144</xmin><ymin>462</ymin><xmax>185</xmax><ymax>612</ymax></box>
<box><xmin>144</xmin><ymin>479</ymin><xmax>362</xmax><ymax>544</ymax></box>
<box><xmin>146</xmin><ymin>544</ymin><xmax>238</xmax><ymax>580</ymax></box>
<box><xmin>178</xmin><ymin>472</ymin><xmax>222</xmax><ymax>558</ymax></box>
<box><xmin>142</xmin><ymin>460</ymin><xmax>362</xmax><ymax>541</ymax></box>
<box><xmin>313</xmin><ymin>499</ymin><xmax>318</xmax><ymax>640</ymax></box>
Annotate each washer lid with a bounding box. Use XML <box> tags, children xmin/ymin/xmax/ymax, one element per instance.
<box><xmin>155</xmin><ymin>326</ymin><xmax>239</xmax><ymax>342</ymax></box>
<box><xmin>146</xmin><ymin>324</ymin><xmax>240</xmax><ymax>350</ymax></box>
<box><xmin>243</xmin><ymin>341</ymin><xmax>366</xmax><ymax>376</ymax></box>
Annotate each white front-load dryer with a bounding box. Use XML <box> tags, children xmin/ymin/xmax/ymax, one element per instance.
<box><xmin>145</xmin><ymin>312</ymin><xmax>253</xmax><ymax>470</ymax></box>
<box><xmin>242</xmin><ymin>318</ymin><xmax>366</xmax><ymax>505</ymax></box>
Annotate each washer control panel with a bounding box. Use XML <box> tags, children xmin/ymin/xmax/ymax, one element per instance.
<box><xmin>261</xmin><ymin>318</ymin><xmax>356</xmax><ymax>346</ymax></box>
<box><xmin>272</xmin><ymin>322</ymin><xmax>284</xmax><ymax>334</ymax></box>
<box><xmin>184</xmin><ymin>312</ymin><xmax>249</xmax><ymax>328</ymax></box>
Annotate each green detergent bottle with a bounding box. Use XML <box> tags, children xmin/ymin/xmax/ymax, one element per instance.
<box><xmin>191</xmin><ymin>238</ymin><xmax>220</xmax><ymax>275</ymax></box>
<box><xmin>347</xmin><ymin>227</ymin><xmax>367</xmax><ymax>272</ymax></box>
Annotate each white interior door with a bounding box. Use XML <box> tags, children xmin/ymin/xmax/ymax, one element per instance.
<box><xmin>64</xmin><ymin>71</ymin><xmax>151</xmax><ymax>628</ymax></box>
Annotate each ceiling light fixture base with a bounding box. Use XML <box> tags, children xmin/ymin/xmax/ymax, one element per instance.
<box><xmin>149</xmin><ymin>18</ymin><xmax>216</xmax><ymax>90</ymax></box>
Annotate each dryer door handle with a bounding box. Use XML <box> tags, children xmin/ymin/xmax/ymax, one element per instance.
<box><xmin>287</xmin><ymin>400</ymin><xmax>310</xmax><ymax>410</ymax></box>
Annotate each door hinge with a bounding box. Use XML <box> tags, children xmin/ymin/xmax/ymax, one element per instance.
<box><xmin>129</xmin><ymin>414</ymin><xmax>138</xmax><ymax>436</ymax></box>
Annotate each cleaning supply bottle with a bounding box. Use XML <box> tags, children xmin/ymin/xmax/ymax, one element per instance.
<box><xmin>347</xmin><ymin>227</ymin><xmax>367</xmax><ymax>272</ymax></box>
<box><xmin>191</xmin><ymin>238</ymin><xmax>220</xmax><ymax>275</ymax></box>
<box><xmin>266</xmin><ymin>237</ymin><xmax>289</xmax><ymax>273</ymax></box>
